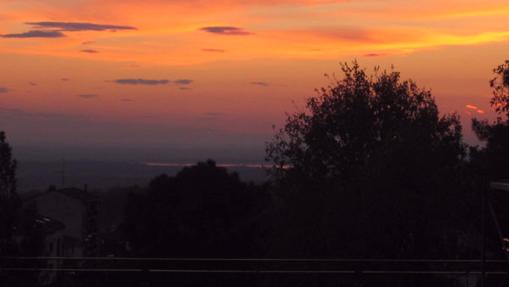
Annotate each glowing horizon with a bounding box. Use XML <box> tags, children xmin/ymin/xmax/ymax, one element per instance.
<box><xmin>1</xmin><ymin>0</ymin><xmax>508</xmax><ymax>156</ymax></box>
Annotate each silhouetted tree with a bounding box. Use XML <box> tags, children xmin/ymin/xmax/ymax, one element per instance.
<box><xmin>122</xmin><ymin>160</ymin><xmax>270</xmax><ymax>286</ymax></box>
<box><xmin>0</xmin><ymin>131</ymin><xmax>18</xmax><ymax>256</ymax></box>
<box><xmin>0</xmin><ymin>132</ymin><xmax>46</xmax><ymax>286</ymax></box>
<box><xmin>124</xmin><ymin>160</ymin><xmax>269</xmax><ymax>257</ymax></box>
<box><xmin>469</xmin><ymin>60</ymin><xmax>509</xmax><ymax>264</ymax></box>
<box><xmin>471</xmin><ymin>60</ymin><xmax>509</xmax><ymax>180</ymax></box>
<box><xmin>266</xmin><ymin>62</ymin><xmax>468</xmax><ymax>260</ymax></box>
<box><xmin>489</xmin><ymin>60</ymin><xmax>509</xmax><ymax>118</ymax></box>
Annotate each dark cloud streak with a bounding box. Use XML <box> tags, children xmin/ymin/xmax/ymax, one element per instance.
<box><xmin>114</xmin><ymin>79</ymin><xmax>170</xmax><ymax>85</ymax></box>
<box><xmin>78</xmin><ymin>94</ymin><xmax>98</xmax><ymax>99</ymax></box>
<box><xmin>2</xmin><ymin>30</ymin><xmax>65</xmax><ymax>38</ymax></box>
<box><xmin>204</xmin><ymin>112</ymin><xmax>224</xmax><ymax>117</ymax></box>
<box><xmin>363</xmin><ymin>53</ymin><xmax>385</xmax><ymax>57</ymax></box>
<box><xmin>200</xmin><ymin>26</ymin><xmax>252</xmax><ymax>36</ymax></box>
<box><xmin>202</xmin><ymin>48</ymin><xmax>226</xmax><ymax>53</ymax></box>
<box><xmin>175</xmin><ymin>79</ymin><xmax>193</xmax><ymax>85</ymax></box>
<box><xmin>251</xmin><ymin>81</ymin><xmax>269</xmax><ymax>87</ymax></box>
<box><xmin>27</xmin><ymin>22</ymin><xmax>137</xmax><ymax>32</ymax></box>
<box><xmin>81</xmin><ymin>49</ymin><xmax>99</xmax><ymax>54</ymax></box>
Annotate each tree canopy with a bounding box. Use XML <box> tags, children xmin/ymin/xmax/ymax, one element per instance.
<box><xmin>267</xmin><ymin>62</ymin><xmax>465</xmax><ymax>188</ymax></box>
<box><xmin>124</xmin><ymin>160</ymin><xmax>269</xmax><ymax>258</ymax></box>
<box><xmin>265</xmin><ymin>62</ymin><xmax>469</xmax><ymax>258</ymax></box>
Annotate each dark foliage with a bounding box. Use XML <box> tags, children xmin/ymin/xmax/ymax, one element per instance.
<box><xmin>0</xmin><ymin>131</ymin><xmax>18</xmax><ymax>255</ymax></box>
<box><xmin>265</xmin><ymin>62</ymin><xmax>472</xmax><ymax>260</ymax></box>
<box><xmin>0</xmin><ymin>132</ymin><xmax>46</xmax><ymax>286</ymax></box>
<box><xmin>489</xmin><ymin>60</ymin><xmax>509</xmax><ymax>118</ymax></box>
<box><xmin>124</xmin><ymin>159</ymin><xmax>270</xmax><ymax>258</ymax></box>
<box><xmin>469</xmin><ymin>60</ymin><xmax>509</xmax><ymax>272</ymax></box>
<box><xmin>471</xmin><ymin>60</ymin><xmax>509</xmax><ymax>180</ymax></box>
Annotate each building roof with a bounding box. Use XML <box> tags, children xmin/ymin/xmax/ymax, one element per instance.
<box><xmin>55</xmin><ymin>187</ymin><xmax>95</xmax><ymax>202</ymax></box>
<box><xmin>491</xmin><ymin>180</ymin><xmax>509</xmax><ymax>192</ymax></box>
<box><xmin>24</xmin><ymin>187</ymin><xmax>95</xmax><ymax>203</ymax></box>
<box><xmin>35</xmin><ymin>215</ymin><xmax>66</xmax><ymax>235</ymax></box>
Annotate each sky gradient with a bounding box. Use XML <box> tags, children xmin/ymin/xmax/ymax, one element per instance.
<box><xmin>1</xmin><ymin>0</ymin><xmax>508</xmax><ymax>161</ymax></box>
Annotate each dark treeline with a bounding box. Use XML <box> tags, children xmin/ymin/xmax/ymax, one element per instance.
<box><xmin>2</xmin><ymin>61</ymin><xmax>509</xmax><ymax>286</ymax></box>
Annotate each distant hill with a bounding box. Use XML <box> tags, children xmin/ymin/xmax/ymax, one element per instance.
<box><xmin>16</xmin><ymin>160</ymin><xmax>269</xmax><ymax>192</ymax></box>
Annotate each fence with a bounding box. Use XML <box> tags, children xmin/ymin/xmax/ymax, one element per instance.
<box><xmin>2</xmin><ymin>257</ymin><xmax>509</xmax><ymax>286</ymax></box>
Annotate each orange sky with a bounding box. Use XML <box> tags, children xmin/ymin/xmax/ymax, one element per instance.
<box><xmin>0</xmin><ymin>0</ymin><xmax>508</xmax><ymax>159</ymax></box>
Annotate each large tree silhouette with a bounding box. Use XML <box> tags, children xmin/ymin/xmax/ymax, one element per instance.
<box><xmin>266</xmin><ymin>62</ymin><xmax>468</xmax><ymax>259</ymax></box>
<box><xmin>267</xmin><ymin>62</ymin><xmax>464</xmax><ymax>184</ymax></box>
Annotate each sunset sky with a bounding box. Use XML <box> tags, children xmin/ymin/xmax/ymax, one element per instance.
<box><xmin>1</xmin><ymin>0</ymin><xmax>508</xmax><ymax>161</ymax></box>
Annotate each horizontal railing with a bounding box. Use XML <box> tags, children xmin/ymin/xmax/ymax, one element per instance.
<box><xmin>0</xmin><ymin>257</ymin><xmax>508</xmax><ymax>275</ymax></box>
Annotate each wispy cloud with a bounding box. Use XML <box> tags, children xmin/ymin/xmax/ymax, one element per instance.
<box><xmin>27</xmin><ymin>21</ymin><xmax>137</xmax><ymax>32</ymax></box>
<box><xmin>174</xmin><ymin>79</ymin><xmax>193</xmax><ymax>85</ymax></box>
<box><xmin>2</xmin><ymin>30</ymin><xmax>65</xmax><ymax>38</ymax></box>
<box><xmin>113</xmin><ymin>78</ymin><xmax>192</xmax><ymax>86</ymax></box>
<box><xmin>0</xmin><ymin>87</ymin><xmax>9</xmax><ymax>93</ymax></box>
<box><xmin>0</xmin><ymin>107</ymin><xmax>83</xmax><ymax>121</ymax></box>
<box><xmin>81</xmin><ymin>49</ymin><xmax>99</xmax><ymax>54</ymax></box>
<box><xmin>200</xmin><ymin>26</ymin><xmax>252</xmax><ymax>35</ymax></box>
<box><xmin>114</xmin><ymin>79</ymin><xmax>170</xmax><ymax>85</ymax></box>
<box><xmin>251</xmin><ymin>81</ymin><xmax>269</xmax><ymax>87</ymax></box>
<box><xmin>197</xmin><ymin>112</ymin><xmax>226</xmax><ymax>121</ymax></box>
<box><xmin>78</xmin><ymin>94</ymin><xmax>98</xmax><ymax>99</ymax></box>
<box><xmin>202</xmin><ymin>48</ymin><xmax>226</xmax><ymax>53</ymax></box>
<box><xmin>204</xmin><ymin>112</ymin><xmax>224</xmax><ymax>117</ymax></box>
<box><xmin>2</xmin><ymin>22</ymin><xmax>136</xmax><ymax>40</ymax></box>
<box><xmin>363</xmin><ymin>53</ymin><xmax>385</xmax><ymax>57</ymax></box>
